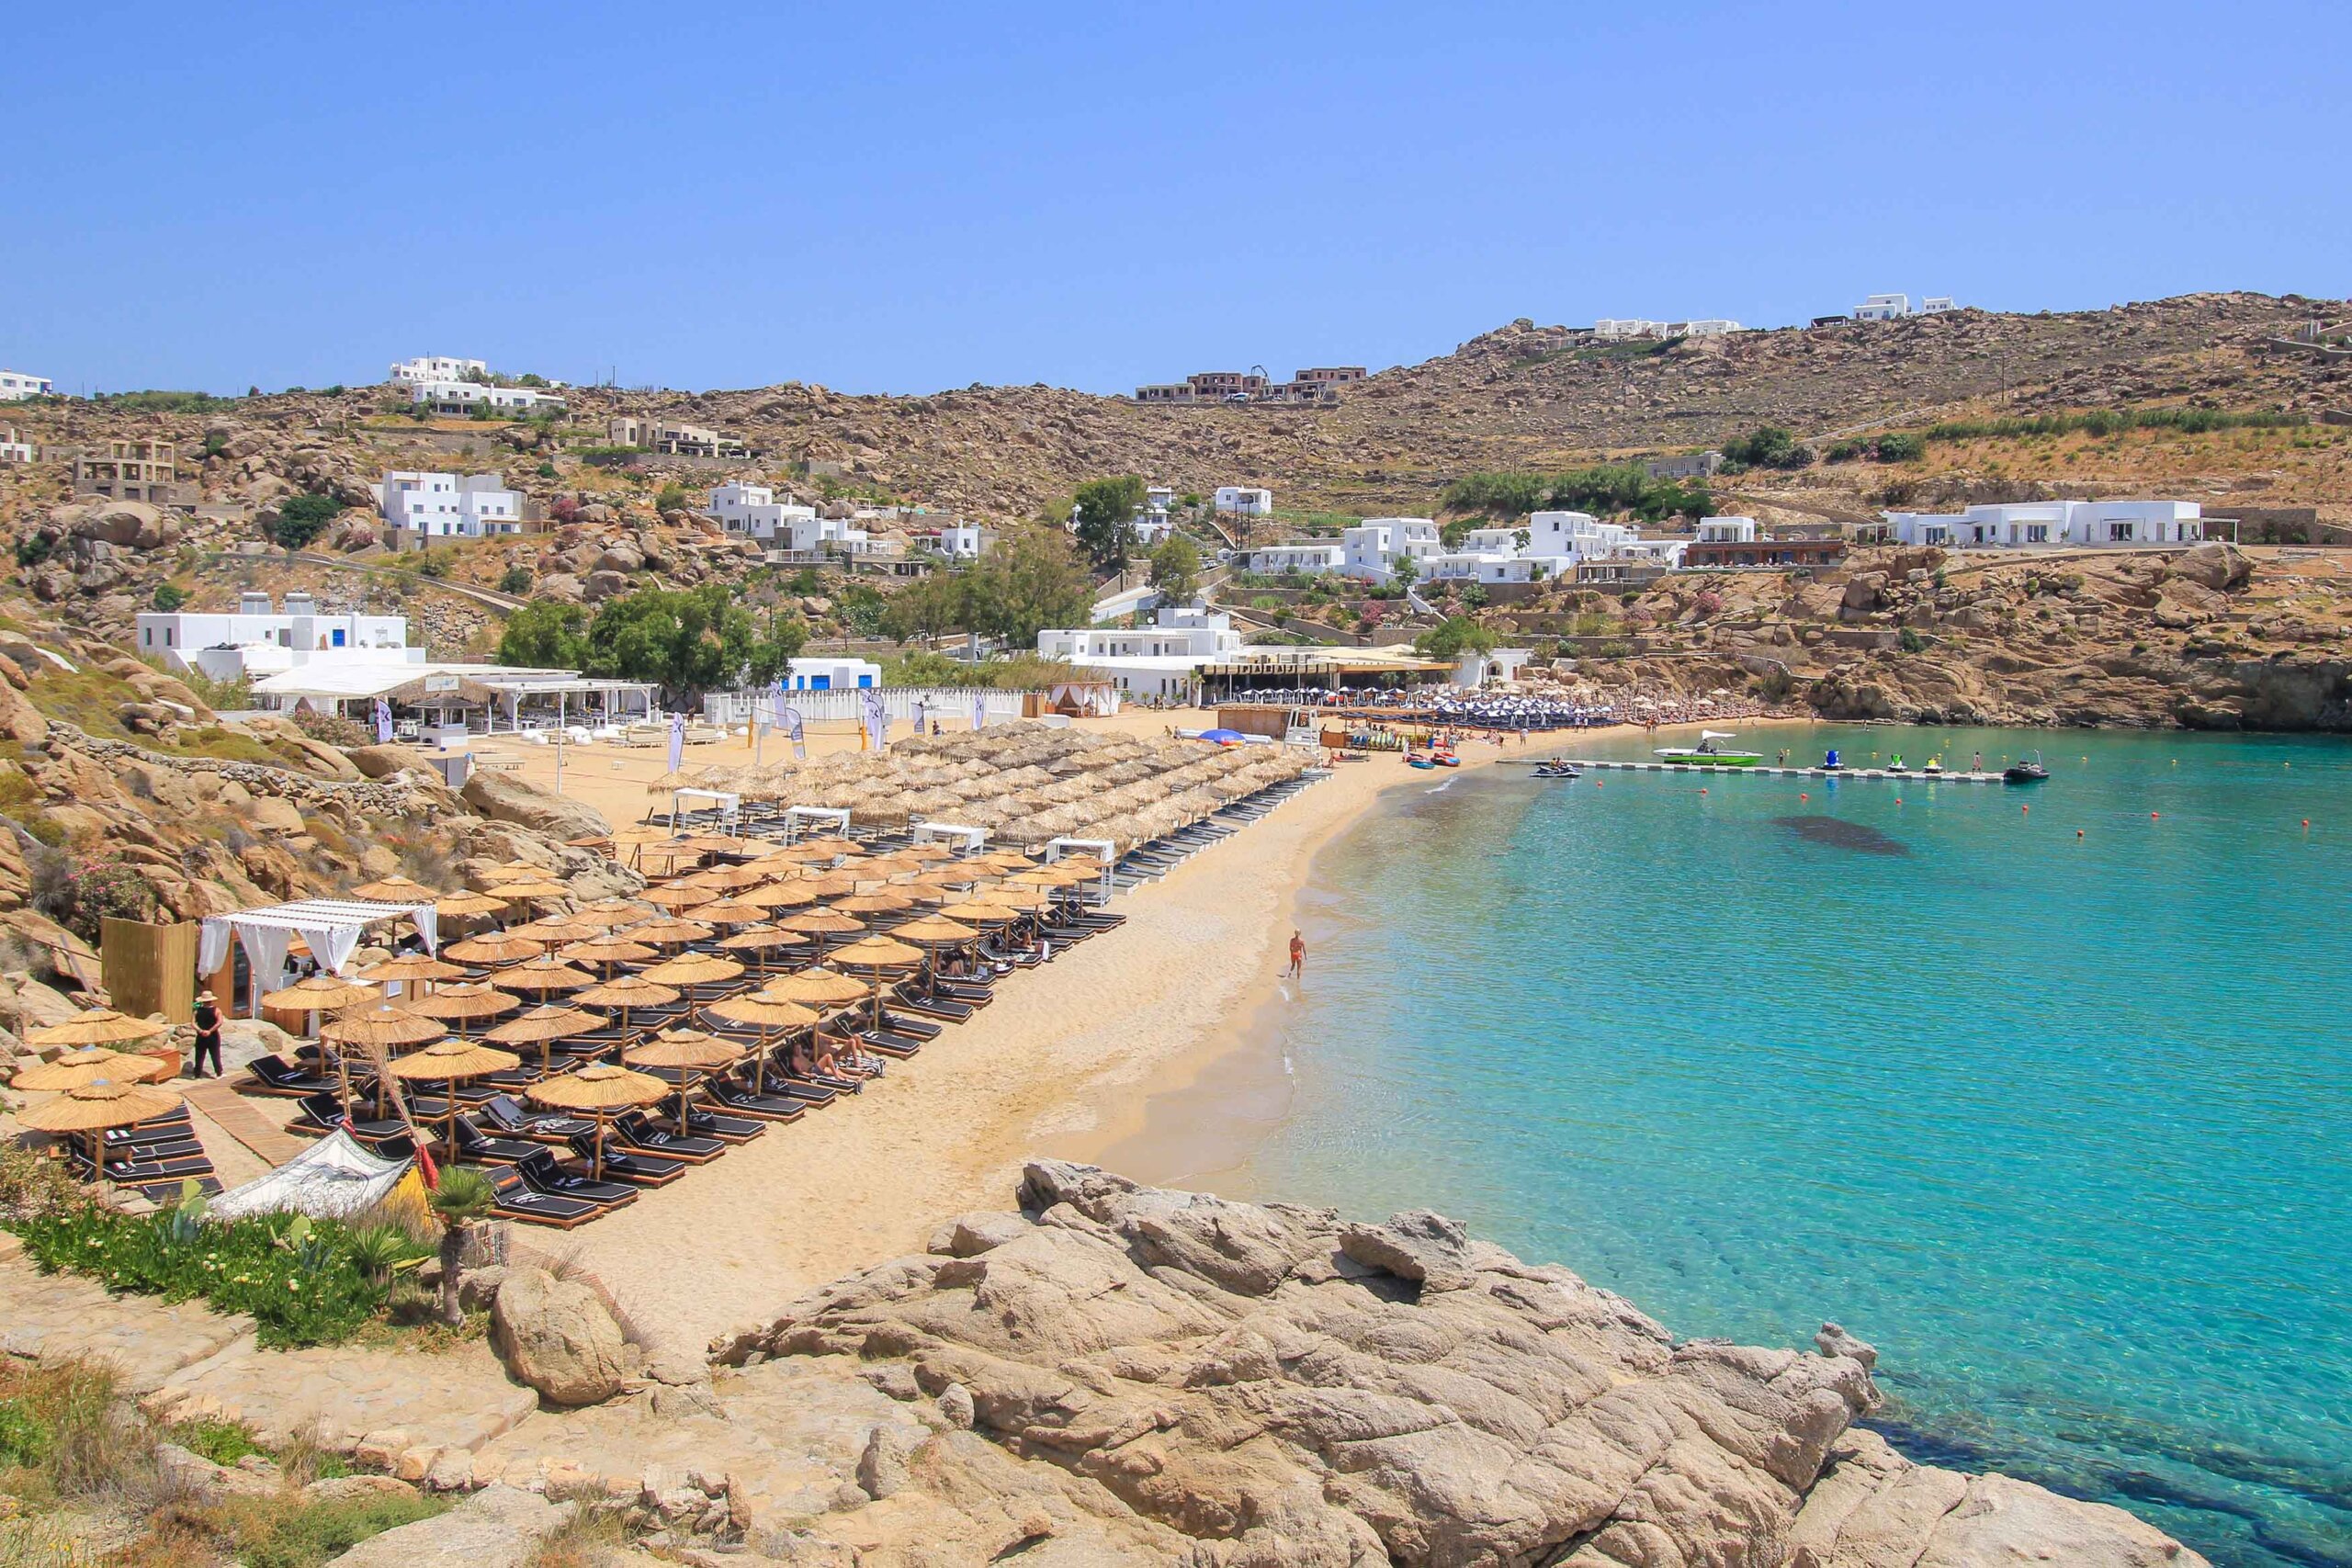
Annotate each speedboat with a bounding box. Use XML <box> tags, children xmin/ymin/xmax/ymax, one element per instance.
<box><xmin>1655</xmin><ymin>730</ymin><xmax>1764</xmax><ymax>767</ymax></box>
<box><xmin>2004</xmin><ymin>750</ymin><xmax>2050</xmax><ymax>784</ymax></box>
<box><xmin>1533</xmin><ymin>761</ymin><xmax>1582</xmax><ymax>780</ymax></box>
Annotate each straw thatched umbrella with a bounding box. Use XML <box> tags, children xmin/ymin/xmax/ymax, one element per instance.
<box><xmin>492</xmin><ymin>877</ymin><xmax>573</xmax><ymax>903</ymax></box>
<box><xmin>481</xmin><ymin>860</ymin><xmax>553</xmax><ymax>881</ymax></box>
<box><xmin>24</xmin><ymin>1010</ymin><xmax>170</xmax><ymax>1050</ymax></box>
<box><xmin>798</xmin><ymin>872</ymin><xmax>863</xmax><ymax>897</ymax></box>
<box><xmin>937</xmin><ymin>897</ymin><xmax>1019</xmax><ymax>926</ymax></box>
<box><xmin>352</xmin><ymin>874</ymin><xmax>443</xmax><ymax>903</ymax></box>
<box><xmin>551</xmin><ymin>904</ymin><xmax>641</xmax><ymax>932</ymax></box>
<box><xmin>760</xmin><ymin>967</ymin><xmax>871</xmax><ymax>1010</ymax></box>
<box><xmin>509</xmin><ymin>916</ymin><xmax>606</xmax><ymax>944</ymax></box>
<box><xmin>643</xmin><ymin>884</ymin><xmax>718</xmax><ymax>911</ymax></box>
<box><xmin>529</xmin><ymin>1064</ymin><xmax>667</xmax><ymax>1179</ymax></box>
<box><xmin>778</xmin><ymin>909</ymin><xmax>865</xmax><ymax>942</ymax></box>
<box><xmin>714</xmin><ymin>925</ymin><xmax>810</xmax><ymax>975</ymax></box>
<box><xmin>624</xmin><ymin>1030</ymin><xmax>744</xmax><ymax>1132</ymax></box>
<box><xmin>627</xmin><ymin>917</ymin><xmax>714</xmax><ymax>948</ymax></box>
<box><xmin>559</xmin><ymin>936</ymin><xmax>657</xmax><ymax>976</ymax></box>
<box><xmin>356</xmin><ymin>953</ymin><xmax>469</xmax><ymax>991</ymax></box>
<box><xmin>574</xmin><ymin>974</ymin><xmax>681</xmax><ymax>1032</ymax></box>
<box><xmin>385</xmin><ymin>1037</ymin><xmax>521</xmax><ymax>1146</ymax></box>
<box><xmin>834</xmin><ymin>889</ymin><xmax>914</xmax><ymax>916</ymax></box>
<box><xmin>740</xmin><ymin>880</ymin><xmax>818</xmax><ymax>910</ymax></box>
<box><xmin>640</xmin><ymin>953</ymin><xmax>745</xmax><ymax>990</ymax></box>
<box><xmin>445</xmin><ymin>931</ymin><xmax>548</xmax><ymax>965</ymax></box>
<box><xmin>686</xmin><ymin>897</ymin><xmax>769</xmax><ymax>928</ymax></box>
<box><xmin>894</xmin><ymin>915</ymin><xmax>978</xmax><ymax>947</ymax></box>
<box><xmin>19</xmin><ymin>1080</ymin><xmax>185</xmax><ymax>1179</ymax></box>
<box><xmin>397</xmin><ymin>981</ymin><xmax>520</xmax><ymax>1040</ymax></box>
<box><xmin>256</xmin><ymin>974</ymin><xmax>382</xmax><ymax>1042</ymax></box>
<box><xmin>12</xmin><ymin>1046</ymin><xmax>174</xmax><ymax>1091</ymax></box>
<box><xmin>495</xmin><ymin>956</ymin><xmax>596</xmax><ymax>997</ymax></box>
<box><xmin>900</xmin><ymin>842</ymin><xmax>956</xmax><ymax>863</ymax></box>
<box><xmin>702</xmin><ymin>994</ymin><xmax>818</xmax><ymax>1089</ymax></box>
<box><xmin>435</xmin><ymin>889</ymin><xmax>514</xmax><ymax>921</ymax></box>
<box><xmin>829</xmin><ymin>935</ymin><xmax>925</xmax><ymax>1030</ymax></box>
<box><xmin>484</xmin><ymin>1003</ymin><xmax>602</xmax><ymax>1076</ymax></box>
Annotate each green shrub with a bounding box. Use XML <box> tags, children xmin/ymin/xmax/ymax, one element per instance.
<box><xmin>151</xmin><ymin>582</ymin><xmax>188</xmax><ymax>612</ymax></box>
<box><xmin>499</xmin><ymin>566</ymin><xmax>534</xmax><ymax>594</ymax></box>
<box><xmin>170</xmin><ymin>1417</ymin><xmax>268</xmax><ymax>1467</ymax></box>
<box><xmin>218</xmin><ymin>1490</ymin><xmax>447</xmax><ymax>1568</ymax></box>
<box><xmin>14</xmin><ymin>1206</ymin><xmax>392</xmax><ymax>1348</ymax></box>
<box><xmin>1898</xmin><ymin>627</ymin><xmax>1928</xmax><ymax>653</ymax></box>
<box><xmin>1923</xmin><ymin>407</ymin><xmax>2301</xmax><ymax>444</ymax></box>
<box><xmin>1723</xmin><ymin>425</ymin><xmax>1813</xmax><ymax>470</ymax></box>
<box><xmin>271</xmin><ymin>494</ymin><xmax>343</xmax><ymax>550</ymax></box>
<box><xmin>0</xmin><ymin>1394</ymin><xmax>47</xmax><ymax>1469</ymax></box>
<box><xmin>1874</xmin><ymin>432</ymin><xmax>1925</xmax><ymax>463</ymax></box>
<box><xmin>13</xmin><ymin>535</ymin><xmax>53</xmax><ymax>569</ymax></box>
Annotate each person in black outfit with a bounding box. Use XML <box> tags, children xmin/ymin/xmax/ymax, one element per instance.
<box><xmin>191</xmin><ymin>989</ymin><xmax>223</xmax><ymax>1079</ymax></box>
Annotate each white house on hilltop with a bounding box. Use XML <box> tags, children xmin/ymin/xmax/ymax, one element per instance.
<box><xmin>407</xmin><ymin>380</ymin><xmax>568</xmax><ymax>416</ymax></box>
<box><xmin>1243</xmin><ymin>541</ymin><xmax>1346</xmax><ymax>575</ymax></box>
<box><xmin>1883</xmin><ymin>500</ymin><xmax>2202</xmax><ymax>549</ymax></box>
<box><xmin>390</xmin><ymin>355</ymin><xmax>488</xmax><ymax>385</ymax></box>
<box><xmin>137</xmin><ymin>591</ymin><xmax>419</xmax><ymax>683</ymax></box>
<box><xmin>0</xmin><ymin>371</ymin><xmax>52</xmax><ymax>402</ymax></box>
<box><xmin>1855</xmin><ymin>294</ymin><xmax>1959</xmax><ymax>321</ymax></box>
<box><xmin>1425</xmin><ymin>510</ymin><xmax>1685</xmax><ymax>585</ymax></box>
<box><xmin>708</xmin><ymin>482</ymin><xmax>818</xmax><ymax>544</ymax></box>
<box><xmin>1214</xmin><ymin>486</ymin><xmax>1274</xmax><ymax>516</ymax></box>
<box><xmin>1343</xmin><ymin>518</ymin><xmax>1442</xmax><ymax>581</ymax></box>
<box><xmin>377</xmin><ymin>470</ymin><xmax>528</xmax><ymax>541</ymax></box>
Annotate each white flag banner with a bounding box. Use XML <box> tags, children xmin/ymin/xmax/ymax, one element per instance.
<box><xmin>971</xmin><ymin>694</ymin><xmax>988</xmax><ymax>731</ymax></box>
<box><xmin>861</xmin><ymin>689</ymin><xmax>888</xmax><ymax>753</ymax></box>
<box><xmin>667</xmin><ymin>711</ymin><xmax>686</xmax><ymax>773</ymax></box>
<box><xmin>782</xmin><ymin>704</ymin><xmax>806</xmax><ymax>761</ymax></box>
<box><xmin>372</xmin><ymin>698</ymin><xmax>393</xmax><ymax>745</ymax></box>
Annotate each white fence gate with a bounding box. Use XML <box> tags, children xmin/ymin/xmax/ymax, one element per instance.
<box><xmin>701</xmin><ymin>687</ymin><xmax>1026</xmax><ymax>728</ymax></box>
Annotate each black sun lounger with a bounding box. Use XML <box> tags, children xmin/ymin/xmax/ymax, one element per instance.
<box><xmin>447</xmin><ymin>1115</ymin><xmax>544</xmax><ymax>1166</ymax></box>
<box><xmin>486</xmin><ymin>1165</ymin><xmax>600</xmax><ymax>1229</ymax></box>
<box><xmin>611</xmin><ymin>1110</ymin><xmax>728</xmax><ymax>1159</ymax></box>
<box><xmin>700</xmin><ymin>1078</ymin><xmax>808</xmax><ymax>1122</ymax></box>
<box><xmin>481</xmin><ymin>1094</ymin><xmax>594</xmax><ymax>1142</ymax></box>
<box><xmin>243</xmin><ymin>1055</ymin><xmax>337</xmax><ymax>1097</ymax></box>
<box><xmin>564</xmin><ymin>1132</ymin><xmax>685</xmax><ymax>1187</ymax></box>
<box><xmin>512</xmin><ymin>1147</ymin><xmax>638</xmax><ymax>1210</ymax></box>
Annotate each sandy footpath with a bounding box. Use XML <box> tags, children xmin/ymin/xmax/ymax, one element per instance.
<box><xmin>497</xmin><ymin>713</ymin><xmax>1428</xmax><ymax>1348</ymax></box>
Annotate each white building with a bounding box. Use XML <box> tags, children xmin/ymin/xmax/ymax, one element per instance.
<box><xmin>0</xmin><ymin>371</ymin><xmax>53</xmax><ymax>401</ymax></box>
<box><xmin>1593</xmin><ymin>319</ymin><xmax>1668</xmax><ymax>340</ymax></box>
<box><xmin>1855</xmin><ymin>294</ymin><xmax>1960</xmax><ymax>321</ymax></box>
<box><xmin>0</xmin><ymin>426</ymin><xmax>33</xmax><ymax>464</ymax></box>
<box><xmin>1037</xmin><ymin>606</ymin><xmax>1245</xmax><ymax>701</ymax></box>
<box><xmin>932</xmin><ymin>524</ymin><xmax>989</xmax><ymax>559</ymax></box>
<box><xmin>1670</xmin><ymin>319</ymin><xmax>1743</xmax><ymax>336</ymax></box>
<box><xmin>1133</xmin><ymin>515</ymin><xmax>1176</xmax><ymax>547</ymax></box>
<box><xmin>1342</xmin><ymin>518</ymin><xmax>1442</xmax><ymax>581</ymax></box>
<box><xmin>1883</xmin><ymin>500</ymin><xmax>2203</xmax><ymax>549</ymax></box>
<box><xmin>1214</xmin><ymin>486</ymin><xmax>1273</xmax><ymax>516</ymax></box>
<box><xmin>781</xmin><ymin>656</ymin><xmax>881</xmax><ymax>691</ymax></box>
<box><xmin>1694</xmin><ymin>515</ymin><xmax>1759</xmax><ymax>545</ymax></box>
<box><xmin>1425</xmin><ymin>509</ymin><xmax>1684</xmax><ymax>584</ymax></box>
<box><xmin>1244</xmin><ymin>541</ymin><xmax>1346</xmax><ymax>575</ymax></box>
<box><xmin>378</xmin><ymin>470</ymin><xmax>529</xmax><ymax>540</ymax></box>
<box><xmin>708</xmin><ymin>482</ymin><xmax>818</xmax><ymax>544</ymax></box>
<box><xmin>136</xmin><ymin>591</ymin><xmax>418</xmax><ymax>683</ymax></box>
<box><xmin>390</xmin><ymin>355</ymin><xmax>488</xmax><ymax>386</ymax></box>
<box><xmin>408</xmin><ymin>379</ymin><xmax>568</xmax><ymax>416</ymax></box>
<box><xmin>1145</xmin><ymin>485</ymin><xmax>1176</xmax><ymax>513</ymax></box>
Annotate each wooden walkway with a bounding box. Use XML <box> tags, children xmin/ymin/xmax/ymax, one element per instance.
<box><xmin>180</xmin><ymin>1078</ymin><xmax>306</xmax><ymax>1166</ymax></box>
<box><xmin>1553</xmin><ymin>761</ymin><xmax>2011</xmax><ymax>784</ymax></box>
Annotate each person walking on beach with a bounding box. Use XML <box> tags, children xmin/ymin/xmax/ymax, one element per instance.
<box><xmin>1287</xmin><ymin>930</ymin><xmax>1306</xmax><ymax>979</ymax></box>
<box><xmin>190</xmin><ymin>989</ymin><xmax>222</xmax><ymax>1079</ymax></box>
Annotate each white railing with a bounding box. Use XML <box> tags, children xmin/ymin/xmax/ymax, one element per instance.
<box><xmin>701</xmin><ymin>687</ymin><xmax>1026</xmax><ymax>728</ymax></box>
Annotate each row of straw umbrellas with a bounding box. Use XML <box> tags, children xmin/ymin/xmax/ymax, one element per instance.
<box><xmin>10</xmin><ymin>1008</ymin><xmax>189</xmax><ymax>1175</ymax></box>
<box><xmin>275</xmin><ymin>836</ymin><xmax>1114</xmax><ymax>1177</ymax></box>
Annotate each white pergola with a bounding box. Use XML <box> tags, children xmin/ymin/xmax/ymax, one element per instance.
<box><xmin>1045</xmin><ymin>838</ymin><xmax>1116</xmax><ymax>903</ymax></box>
<box><xmin>910</xmin><ymin>821</ymin><xmax>987</xmax><ymax>855</ymax></box>
<box><xmin>784</xmin><ymin>807</ymin><xmax>852</xmax><ymax>842</ymax></box>
<box><xmin>668</xmin><ymin>787</ymin><xmax>741</xmax><ymax>833</ymax></box>
<box><xmin>199</xmin><ymin>897</ymin><xmax>438</xmax><ymax>1014</ymax></box>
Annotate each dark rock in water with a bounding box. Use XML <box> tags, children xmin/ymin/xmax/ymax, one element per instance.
<box><xmin>1775</xmin><ymin>815</ymin><xmax>1908</xmax><ymax>855</ymax></box>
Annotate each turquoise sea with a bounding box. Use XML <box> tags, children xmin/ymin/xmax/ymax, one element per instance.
<box><xmin>1237</xmin><ymin>724</ymin><xmax>2351</xmax><ymax>1568</ymax></box>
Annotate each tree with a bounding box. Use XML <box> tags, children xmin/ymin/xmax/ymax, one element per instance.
<box><xmin>577</xmin><ymin>583</ymin><xmax>806</xmax><ymax>702</ymax></box>
<box><xmin>151</xmin><ymin>582</ymin><xmax>187</xmax><ymax>612</ymax></box>
<box><xmin>1389</xmin><ymin>554</ymin><xmax>1419</xmax><ymax>586</ymax></box>
<box><xmin>653</xmin><ymin>481</ymin><xmax>691</xmax><ymax>515</ymax></box>
<box><xmin>270</xmin><ymin>493</ymin><xmax>342</xmax><ymax>549</ymax></box>
<box><xmin>1070</xmin><ymin>476</ymin><xmax>1146</xmax><ymax>570</ymax></box>
<box><xmin>1414</xmin><ymin>615</ymin><xmax>1498</xmax><ymax>661</ymax></box>
<box><xmin>965</xmin><ymin>527</ymin><xmax>1095</xmax><ymax>649</ymax></box>
<box><xmin>498</xmin><ymin>566</ymin><xmax>534</xmax><ymax>595</ymax></box>
<box><xmin>1723</xmin><ymin>425</ymin><xmax>1814</xmax><ymax>471</ymax></box>
<box><xmin>497</xmin><ymin>601</ymin><xmax>591</xmax><ymax>669</ymax></box>
<box><xmin>1148</xmin><ymin>535</ymin><xmax>1201</xmax><ymax>605</ymax></box>
<box><xmin>427</xmin><ymin>1168</ymin><xmax>497</xmax><ymax>1325</ymax></box>
<box><xmin>880</xmin><ymin>570</ymin><xmax>968</xmax><ymax>645</ymax></box>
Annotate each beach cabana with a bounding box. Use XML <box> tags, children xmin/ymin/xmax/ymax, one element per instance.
<box><xmin>201</xmin><ymin>898</ymin><xmax>440</xmax><ymax>1013</ymax></box>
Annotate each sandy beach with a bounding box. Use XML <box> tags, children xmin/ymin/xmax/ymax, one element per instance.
<box><xmin>455</xmin><ymin>709</ymin><xmax>1434</xmax><ymax>1347</ymax></box>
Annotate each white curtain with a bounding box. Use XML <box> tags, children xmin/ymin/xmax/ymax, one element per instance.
<box><xmin>198</xmin><ymin>918</ymin><xmax>232</xmax><ymax>978</ymax></box>
<box><xmin>235</xmin><ymin>924</ymin><xmax>295</xmax><ymax>1015</ymax></box>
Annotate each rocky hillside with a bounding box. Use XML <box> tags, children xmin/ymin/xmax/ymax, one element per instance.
<box><xmin>1488</xmin><ymin>539</ymin><xmax>2352</xmax><ymax>731</ymax></box>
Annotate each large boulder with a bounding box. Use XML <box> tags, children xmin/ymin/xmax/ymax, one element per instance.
<box><xmin>327</xmin><ymin>1484</ymin><xmax>572</xmax><ymax>1568</ymax></box>
<box><xmin>492</xmin><ymin>1265</ymin><xmax>632</xmax><ymax>1405</ymax></box>
<box><xmin>63</xmin><ymin>500</ymin><xmax>177</xmax><ymax>551</ymax></box>
<box><xmin>461</xmin><ymin>769</ymin><xmax>611</xmax><ymax>840</ymax></box>
<box><xmin>2165</xmin><ymin>541</ymin><xmax>2253</xmax><ymax>593</ymax></box>
<box><xmin>348</xmin><ymin>742</ymin><xmax>439</xmax><ymax>781</ymax></box>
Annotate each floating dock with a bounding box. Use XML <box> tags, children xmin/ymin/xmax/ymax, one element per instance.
<box><xmin>1548</xmin><ymin>761</ymin><xmax>2010</xmax><ymax>784</ymax></box>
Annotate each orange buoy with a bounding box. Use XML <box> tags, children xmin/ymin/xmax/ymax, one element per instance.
<box><xmin>1800</xmin><ymin>792</ymin><xmax>1809</xmax><ymax>801</ymax></box>
<box><xmin>2022</xmin><ymin>804</ymin><xmax>2029</xmax><ymax>814</ymax></box>
<box><xmin>2151</xmin><ymin>811</ymin><xmax>2160</xmax><ymax>819</ymax></box>
<box><xmin>2302</xmin><ymin>819</ymin><xmax>2311</xmax><ymax>829</ymax></box>
<box><xmin>1895</xmin><ymin>798</ymin><xmax>1904</xmax><ymax>806</ymax></box>
<box><xmin>2076</xmin><ymin>829</ymin><xmax>2084</xmax><ymax>838</ymax></box>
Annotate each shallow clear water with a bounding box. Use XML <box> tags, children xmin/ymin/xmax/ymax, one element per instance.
<box><xmin>1244</xmin><ymin>724</ymin><xmax>2352</xmax><ymax>1568</ymax></box>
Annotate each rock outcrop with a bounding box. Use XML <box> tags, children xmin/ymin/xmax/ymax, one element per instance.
<box><xmin>707</xmin><ymin>1161</ymin><xmax>2207</xmax><ymax>1567</ymax></box>
<box><xmin>328</xmin><ymin>1484</ymin><xmax>572</xmax><ymax>1568</ymax></box>
<box><xmin>462</xmin><ymin>769</ymin><xmax>613</xmax><ymax>840</ymax></box>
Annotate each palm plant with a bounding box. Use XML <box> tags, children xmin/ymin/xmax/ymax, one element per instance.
<box><xmin>426</xmin><ymin>1168</ymin><xmax>497</xmax><ymax>1325</ymax></box>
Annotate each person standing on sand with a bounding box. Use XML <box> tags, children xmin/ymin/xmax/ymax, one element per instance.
<box><xmin>190</xmin><ymin>989</ymin><xmax>222</xmax><ymax>1079</ymax></box>
<box><xmin>1287</xmin><ymin>930</ymin><xmax>1306</xmax><ymax>979</ymax></box>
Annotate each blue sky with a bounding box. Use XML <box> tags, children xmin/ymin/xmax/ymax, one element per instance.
<box><xmin>5</xmin><ymin>1</ymin><xmax>2344</xmax><ymax>397</ymax></box>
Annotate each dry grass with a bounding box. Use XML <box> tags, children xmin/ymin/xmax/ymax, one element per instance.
<box><xmin>522</xmin><ymin>1506</ymin><xmax>631</xmax><ymax>1568</ymax></box>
